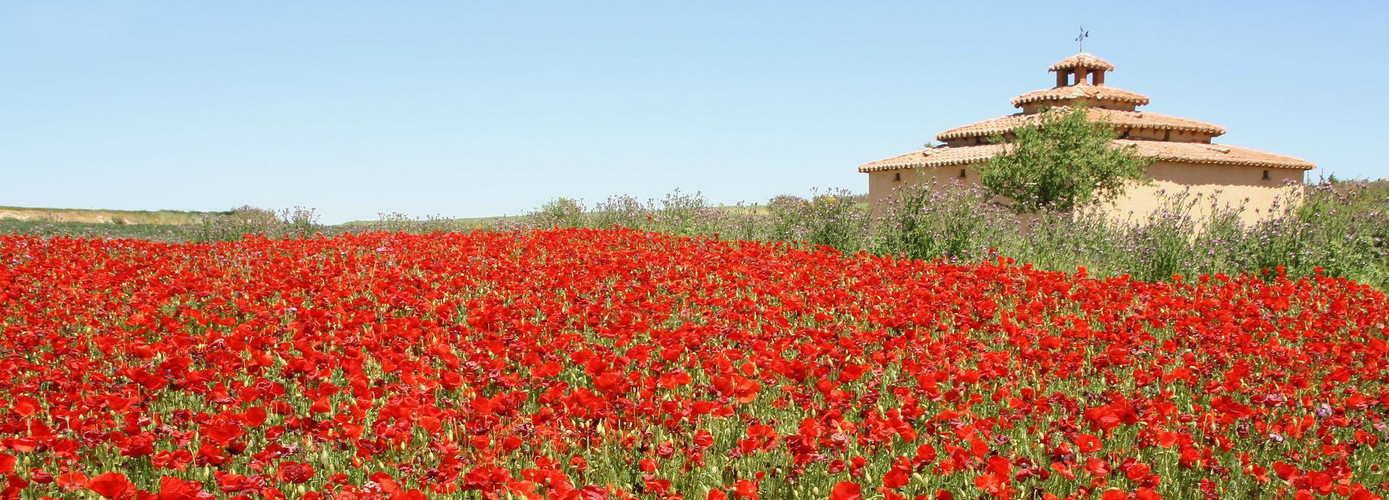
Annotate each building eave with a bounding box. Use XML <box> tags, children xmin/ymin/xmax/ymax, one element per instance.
<box><xmin>858</xmin><ymin>140</ymin><xmax>1314</xmax><ymax>173</ymax></box>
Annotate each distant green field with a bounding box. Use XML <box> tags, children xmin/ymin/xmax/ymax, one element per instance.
<box><xmin>0</xmin><ymin>206</ymin><xmax>231</xmax><ymax>240</ymax></box>
<box><xmin>0</xmin><ymin>195</ymin><xmax>851</xmax><ymax>238</ymax></box>
<box><xmin>0</xmin><ymin>198</ymin><xmax>853</xmax><ymax>241</ymax></box>
<box><xmin>339</xmin><ymin>205</ymin><xmax>777</xmax><ymax>229</ymax></box>
<box><xmin>340</xmin><ymin>215</ymin><xmax>518</xmax><ymax>229</ymax></box>
<box><xmin>0</xmin><ymin>219</ymin><xmax>202</xmax><ymax>240</ymax></box>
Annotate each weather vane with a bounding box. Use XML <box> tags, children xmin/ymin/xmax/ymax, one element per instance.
<box><xmin>1076</xmin><ymin>27</ymin><xmax>1090</xmax><ymax>52</ymax></box>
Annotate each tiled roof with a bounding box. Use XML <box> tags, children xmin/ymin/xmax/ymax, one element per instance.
<box><xmin>858</xmin><ymin>145</ymin><xmax>1006</xmax><ymax>172</ymax></box>
<box><xmin>1115</xmin><ymin>140</ymin><xmax>1315</xmax><ymax>170</ymax></box>
<box><xmin>1049</xmin><ymin>53</ymin><xmax>1116</xmax><ymax>72</ymax></box>
<box><xmin>858</xmin><ymin>140</ymin><xmax>1314</xmax><ymax>172</ymax></box>
<box><xmin>935</xmin><ymin>108</ymin><xmax>1225</xmax><ymax>141</ymax></box>
<box><xmin>1011</xmin><ymin>85</ymin><xmax>1150</xmax><ymax>107</ymax></box>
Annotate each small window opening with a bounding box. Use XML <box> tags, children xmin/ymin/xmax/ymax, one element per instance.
<box><xmin>1262</xmin><ymin>170</ymin><xmax>1271</xmax><ymax>180</ymax></box>
<box><xmin>893</xmin><ymin>172</ymin><xmax>902</xmax><ymax>182</ymax></box>
<box><xmin>958</xmin><ymin>169</ymin><xmax>967</xmax><ymax>179</ymax></box>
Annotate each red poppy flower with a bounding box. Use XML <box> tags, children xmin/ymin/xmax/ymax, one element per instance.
<box><xmin>159</xmin><ymin>476</ymin><xmax>210</xmax><ymax>500</ymax></box>
<box><xmin>87</xmin><ymin>472</ymin><xmax>133</xmax><ymax>499</ymax></box>
<box><xmin>278</xmin><ymin>461</ymin><xmax>315</xmax><ymax>484</ymax></box>
<box><xmin>2</xmin><ymin>227</ymin><xmax>1388</xmax><ymax>498</ymax></box>
<box><xmin>732</xmin><ymin>479</ymin><xmax>758</xmax><ymax>499</ymax></box>
<box><xmin>828</xmin><ymin>482</ymin><xmax>861</xmax><ymax>500</ymax></box>
<box><xmin>1075</xmin><ymin>434</ymin><xmax>1102</xmax><ymax>453</ymax></box>
<box><xmin>1101</xmin><ymin>490</ymin><xmax>1128</xmax><ymax>500</ymax></box>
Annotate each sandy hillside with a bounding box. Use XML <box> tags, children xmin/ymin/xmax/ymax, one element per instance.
<box><xmin>0</xmin><ymin>207</ymin><xmax>206</xmax><ymax>225</ymax></box>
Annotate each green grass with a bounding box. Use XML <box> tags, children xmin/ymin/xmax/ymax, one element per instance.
<box><xmin>0</xmin><ymin>219</ymin><xmax>206</xmax><ymax>240</ymax></box>
<box><xmin>341</xmin><ymin>215</ymin><xmax>520</xmax><ymax>231</ymax></box>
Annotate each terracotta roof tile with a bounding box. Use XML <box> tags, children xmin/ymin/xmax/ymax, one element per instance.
<box><xmin>858</xmin><ymin>140</ymin><xmax>1314</xmax><ymax>173</ymax></box>
<box><xmin>858</xmin><ymin>145</ymin><xmax>1005</xmax><ymax>172</ymax></box>
<box><xmin>1011</xmin><ymin>85</ymin><xmax>1150</xmax><ymax>107</ymax></box>
<box><xmin>1116</xmin><ymin>140</ymin><xmax>1315</xmax><ymax>170</ymax></box>
<box><xmin>1048</xmin><ymin>53</ymin><xmax>1115</xmax><ymax>72</ymax></box>
<box><xmin>935</xmin><ymin>108</ymin><xmax>1225</xmax><ymax>141</ymax></box>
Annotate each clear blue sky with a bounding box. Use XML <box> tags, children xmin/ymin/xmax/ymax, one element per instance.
<box><xmin>3</xmin><ymin>1</ymin><xmax>1385</xmax><ymax>223</ymax></box>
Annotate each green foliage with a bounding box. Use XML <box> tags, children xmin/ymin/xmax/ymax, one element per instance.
<box><xmin>764</xmin><ymin>189</ymin><xmax>867</xmax><ymax>252</ymax></box>
<box><xmin>5</xmin><ymin>178</ymin><xmax>1386</xmax><ymax>290</ymax></box>
<box><xmin>1115</xmin><ymin>190</ymin><xmax>1238</xmax><ymax>282</ymax></box>
<box><xmin>528</xmin><ymin>198</ymin><xmax>588</xmax><ymax>228</ymax></box>
<box><xmin>1240</xmin><ymin>179</ymin><xmax>1389</xmax><ymax>284</ymax></box>
<box><xmin>647</xmin><ymin>189</ymin><xmax>729</xmax><ymax>237</ymax></box>
<box><xmin>522</xmin><ymin>191</ymin><xmax>741</xmax><ymax>237</ymax></box>
<box><xmin>979</xmin><ymin>106</ymin><xmax>1151</xmax><ymax>213</ymax></box>
<box><xmin>196</xmin><ymin>206</ymin><xmax>323</xmax><ymax>241</ymax></box>
<box><xmin>870</xmin><ymin>178</ymin><xmax>1009</xmax><ymax>262</ymax></box>
<box><xmin>589</xmin><ymin>195</ymin><xmax>652</xmax><ymax>230</ymax></box>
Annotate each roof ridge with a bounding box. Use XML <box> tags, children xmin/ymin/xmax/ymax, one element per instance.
<box><xmin>859</xmin><ymin>140</ymin><xmax>1314</xmax><ymax>172</ymax></box>
<box><xmin>1012</xmin><ymin>84</ymin><xmax>1150</xmax><ymax>107</ymax></box>
<box><xmin>934</xmin><ymin>108</ymin><xmax>1226</xmax><ymax>142</ymax></box>
<box><xmin>1049</xmin><ymin>53</ymin><xmax>1116</xmax><ymax>72</ymax></box>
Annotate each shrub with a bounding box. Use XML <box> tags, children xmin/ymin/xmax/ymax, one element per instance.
<box><xmin>528</xmin><ymin>198</ymin><xmax>587</xmax><ymax>229</ymax></box>
<box><xmin>764</xmin><ymin>189</ymin><xmax>867</xmax><ymax>252</ymax></box>
<box><xmin>870</xmin><ymin>178</ymin><xmax>1011</xmax><ymax>262</ymax></box>
<box><xmin>979</xmin><ymin>105</ymin><xmax>1151</xmax><ymax>213</ymax></box>
<box><xmin>197</xmin><ymin>206</ymin><xmax>283</xmax><ymax>241</ymax></box>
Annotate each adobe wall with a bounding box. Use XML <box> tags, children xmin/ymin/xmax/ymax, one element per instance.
<box><xmin>1100</xmin><ymin>161</ymin><xmax>1305</xmax><ymax>225</ymax></box>
<box><xmin>866</xmin><ymin>166</ymin><xmax>981</xmax><ymax>208</ymax></box>
<box><xmin>1122</xmin><ymin>128</ymin><xmax>1211</xmax><ymax>143</ymax></box>
<box><xmin>867</xmin><ymin>161</ymin><xmax>1304</xmax><ymax>225</ymax></box>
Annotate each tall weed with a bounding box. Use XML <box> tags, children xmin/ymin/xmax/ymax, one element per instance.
<box><xmin>8</xmin><ymin>179</ymin><xmax>1385</xmax><ymax>289</ymax></box>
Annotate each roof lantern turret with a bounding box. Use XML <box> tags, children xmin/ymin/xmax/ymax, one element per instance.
<box><xmin>1049</xmin><ymin>53</ymin><xmax>1115</xmax><ymax>87</ymax></box>
<box><xmin>1012</xmin><ymin>53</ymin><xmax>1149</xmax><ymax>113</ymax></box>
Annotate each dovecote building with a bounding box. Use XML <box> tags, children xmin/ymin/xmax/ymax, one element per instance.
<box><xmin>858</xmin><ymin>53</ymin><xmax>1315</xmax><ymax>223</ymax></box>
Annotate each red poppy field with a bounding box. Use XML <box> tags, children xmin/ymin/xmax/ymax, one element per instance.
<box><xmin>1</xmin><ymin>229</ymin><xmax>1387</xmax><ymax>500</ymax></box>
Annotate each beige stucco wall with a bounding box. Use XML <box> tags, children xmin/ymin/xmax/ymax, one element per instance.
<box><xmin>947</xmin><ymin>127</ymin><xmax>1216</xmax><ymax>146</ymax></box>
<box><xmin>867</xmin><ymin>166</ymin><xmax>981</xmax><ymax>209</ymax></box>
<box><xmin>1101</xmin><ymin>161</ymin><xmax>1304</xmax><ymax>225</ymax></box>
<box><xmin>867</xmin><ymin>161</ymin><xmax>1304</xmax><ymax>225</ymax></box>
<box><xmin>1123</xmin><ymin>128</ymin><xmax>1212</xmax><ymax>143</ymax></box>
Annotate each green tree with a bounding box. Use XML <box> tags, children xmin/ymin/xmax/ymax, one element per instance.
<box><xmin>978</xmin><ymin>106</ymin><xmax>1151</xmax><ymax>213</ymax></box>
